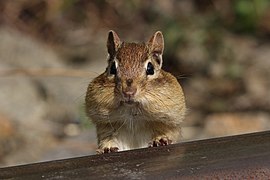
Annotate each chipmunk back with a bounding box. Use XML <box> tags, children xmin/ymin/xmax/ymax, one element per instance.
<box><xmin>85</xmin><ymin>30</ymin><xmax>186</xmax><ymax>153</ymax></box>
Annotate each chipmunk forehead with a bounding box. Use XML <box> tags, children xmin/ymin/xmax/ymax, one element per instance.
<box><xmin>112</xmin><ymin>42</ymin><xmax>150</xmax><ymax>78</ymax></box>
<box><xmin>116</xmin><ymin>42</ymin><xmax>149</xmax><ymax>63</ymax></box>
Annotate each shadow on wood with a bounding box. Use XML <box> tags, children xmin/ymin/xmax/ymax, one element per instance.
<box><xmin>1</xmin><ymin>131</ymin><xmax>270</xmax><ymax>179</ymax></box>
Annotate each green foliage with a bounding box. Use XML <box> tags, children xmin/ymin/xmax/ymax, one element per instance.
<box><xmin>61</xmin><ymin>0</ymin><xmax>88</xmax><ymax>23</ymax></box>
<box><xmin>162</xmin><ymin>22</ymin><xmax>185</xmax><ymax>56</ymax></box>
<box><xmin>233</xmin><ymin>0</ymin><xmax>270</xmax><ymax>33</ymax></box>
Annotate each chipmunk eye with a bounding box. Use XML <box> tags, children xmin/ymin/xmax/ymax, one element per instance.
<box><xmin>110</xmin><ymin>61</ymin><xmax>117</xmax><ymax>75</ymax></box>
<box><xmin>146</xmin><ymin>62</ymin><xmax>154</xmax><ymax>75</ymax></box>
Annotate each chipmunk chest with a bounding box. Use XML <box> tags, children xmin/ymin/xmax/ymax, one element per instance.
<box><xmin>115</xmin><ymin>105</ymin><xmax>144</xmax><ymax>121</ymax></box>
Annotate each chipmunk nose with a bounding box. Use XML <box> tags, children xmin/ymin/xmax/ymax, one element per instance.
<box><xmin>126</xmin><ymin>79</ymin><xmax>133</xmax><ymax>86</ymax></box>
<box><xmin>122</xmin><ymin>78</ymin><xmax>137</xmax><ymax>99</ymax></box>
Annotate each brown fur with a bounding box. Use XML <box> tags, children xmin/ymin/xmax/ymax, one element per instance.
<box><xmin>85</xmin><ymin>31</ymin><xmax>186</xmax><ymax>153</ymax></box>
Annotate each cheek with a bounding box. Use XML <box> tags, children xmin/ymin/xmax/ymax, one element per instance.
<box><xmin>115</xmin><ymin>79</ymin><xmax>122</xmax><ymax>91</ymax></box>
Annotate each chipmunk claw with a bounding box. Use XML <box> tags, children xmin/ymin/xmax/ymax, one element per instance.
<box><xmin>97</xmin><ymin>147</ymin><xmax>119</xmax><ymax>154</ymax></box>
<box><xmin>149</xmin><ymin>137</ymin><xmax>172</xmax><ymax>147</ymax></box>
<box><xmin>109</xmin><ymin>147</ymin><xmax>119</xmax><ymax>152</ymax></box>
<box><xmin>159</xmin><ymin>138</ymin><xmax>172</xmax><ymax>145</ymax></box>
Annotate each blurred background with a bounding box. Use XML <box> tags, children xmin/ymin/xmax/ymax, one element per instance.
<box><xmin>1</xmin><ymin>0</ymin><xmax>270</xmax><ymax>167</ymax></box>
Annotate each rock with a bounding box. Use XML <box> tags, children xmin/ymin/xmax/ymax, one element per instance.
<box><xmin>41</xmin><ymin>130</ymin><xmax>97</xmax><ymax>161</ymax></box>
<box><xmin>203</xmin><ymin>112</ymin><xmax>270</xmax><ymax>138</ymax></box>
<box><xmin>0</xmin><ymin>27</ymin><xmax>63</xmax><ymax>68</ymax></box>
<box><xmin>0</xmin><ymin>113</ymin><xmax>15</xmax><ymax>138</ymax></box>
<box><xmin>0</xmin><ymin>26</ymin><xmax>99</xmax><ymax>167</ymax></box>
<box><xmin>0</xmin><ymin>77</ymin><xmax>47</xmax><ymax>125</ymax></box>
<box><xmin>0</xmin><ymin>113</ymin><xmax>22</xmax><ymax>164</ymax></box>
<box><xmin>182</xmin><ymin>127</ymin><xmax>203</xmax><ymax>141</ymax></box>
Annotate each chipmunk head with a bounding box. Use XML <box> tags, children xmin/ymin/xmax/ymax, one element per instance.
<box><xmin>106</xmin><ymin>30</ymin><xmax>164</xmax><ymax>105</ymax></box>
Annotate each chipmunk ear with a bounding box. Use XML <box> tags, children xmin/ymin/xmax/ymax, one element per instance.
<box><xmin>148</xmin><ymin>31</ymin><xmax>164</xmax><ymax>55</ymax></box>
<box><xmin>107</xmin><ymin>30</ymin><xmax>121</xmax><ymax>57</ymax></box>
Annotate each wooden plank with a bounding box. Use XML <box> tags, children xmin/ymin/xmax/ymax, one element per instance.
<box><xmin>1</xmin><ymin>131</ymin><xmax>270</xmax><ymax>179</ymax></box>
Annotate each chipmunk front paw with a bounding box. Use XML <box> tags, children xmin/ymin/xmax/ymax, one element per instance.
<box><xmin>148</xmin><ymin>136</ymin><xmax>172</xmax><ymax>147</ymax></box>
<box><xmin>97</xmin><ymin>140</ymin><xmax>120</xmax><ymax>154</ymax></box>
<box><xmin>97</xmin><ymin>147</ymin><xmax>119</xmax><ymax>154</ymax></box>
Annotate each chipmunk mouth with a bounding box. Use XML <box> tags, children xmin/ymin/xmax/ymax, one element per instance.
<box><xmin>120</xmin><ymin>89</ymin><xmax>137</xmax><ymax>105</ymax></box>
<box><xmin>124</xmin><ymin>100</ymin><xmax>134</xmax><ymax>105</ymax></box>
<box><xmin>120</xmin><ymin>97</ymin><xmax>138</xmax><ymax>106</ymax></box>
<box><xmin>122</xmin><ymin>98</ymin><xmax>135</xmax><ymax>104</ymax></box>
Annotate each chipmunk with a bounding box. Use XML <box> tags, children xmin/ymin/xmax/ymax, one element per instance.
<box><xmin>85</xmin><ymin>30</ymin><xmax>186</xmax><ymax>153</ymax></box>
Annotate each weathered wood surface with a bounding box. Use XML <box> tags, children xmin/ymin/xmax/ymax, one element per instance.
<box><xmin>1</xmin><ymin>131</ymin><xmax>270</xmax><ymax>179</ymax></box>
